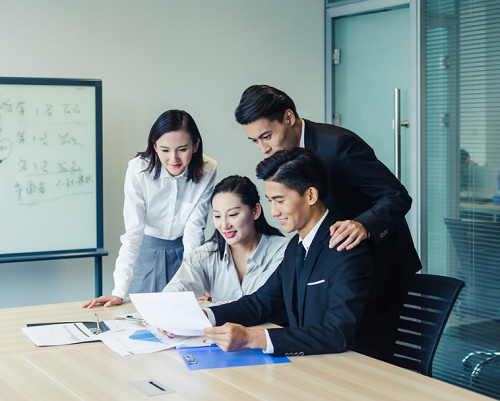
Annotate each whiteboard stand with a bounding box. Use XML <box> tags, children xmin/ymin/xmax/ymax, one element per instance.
<box><xmin>0</xmin><ymin>250</ymin><xmax>108</xmax><ymax>297</ymax></box>
<box><xmin>0</xmin><ymin>77</ymin><xmax>106</xmax><ymax>298</ymax></box>
<box><xmin>95</xmin><ymin>255</ymin><xmax>104</xmax><ymax>297</ymax></box>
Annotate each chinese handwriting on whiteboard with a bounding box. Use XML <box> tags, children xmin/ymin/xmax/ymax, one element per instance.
<box><xmin>0</xmin><ymin>96</ymin><xmax>95</xmax><ymax>206</ymax></box>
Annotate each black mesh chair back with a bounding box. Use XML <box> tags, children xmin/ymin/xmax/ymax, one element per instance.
<box><xmin>393</xmin><ymin>274</ymin><xmax>465</xmax><ymax>376</ymax></box>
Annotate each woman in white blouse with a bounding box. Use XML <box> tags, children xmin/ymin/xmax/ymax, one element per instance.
<box><xmin>163</xmin><ymin>175</ymin><xmax>289</xmax><ymax>305</ymax></box>
<box><xmin>83</xmin><ymin>110</ymin><xmax>217</xmax><ymax>308</ymax></box>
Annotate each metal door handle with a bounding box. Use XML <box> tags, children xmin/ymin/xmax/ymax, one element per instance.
<box><xmin>394</xmin><ymin>89</ymin><xmax>409</xmax><ymax>180</ymax></box>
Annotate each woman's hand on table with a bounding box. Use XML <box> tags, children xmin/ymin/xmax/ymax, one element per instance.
<box><xmin>81</xmin><ymin>295</ymin><xmax>123</xmax><ymax>309</ymax></box>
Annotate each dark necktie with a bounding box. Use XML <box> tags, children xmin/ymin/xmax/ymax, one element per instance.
<box><xmin>296</xmin><ymin>242</ymin><xmax>306</xmax><ymax>283</ymax></box>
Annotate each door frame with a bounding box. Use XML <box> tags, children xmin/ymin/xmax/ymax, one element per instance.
<box><xmin>325</xmin><ymin>0</ymin><xmax>423</xmax><ymax>258</ymax></box>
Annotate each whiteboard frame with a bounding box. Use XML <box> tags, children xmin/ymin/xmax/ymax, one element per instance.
<box><xmin>0</xmin><ymin>77</ymin><xmax>107</xmax><ymax>294</ymax></box>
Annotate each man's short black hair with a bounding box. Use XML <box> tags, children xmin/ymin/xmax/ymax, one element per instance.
<box><xmin>235</xmin><ymin>85</ymin><xmax>299</xmax><ymax>125</ymax></box>
<box><xmin>256</xmin><ymin>148</ymin><xmax>328</xmax><ymax>201</ymax></box>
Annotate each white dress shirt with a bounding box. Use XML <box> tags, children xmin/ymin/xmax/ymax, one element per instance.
<box><xmin>112</xmin><ymin>155</ymin><xmax>217</xmax><ymax>299</ymax></box>
<box><xmin>299</xmin><ymin>118</ymin><xmax>305</xmax><ymax>148</ymax></box>
<box><xmin>163</xmin><ymin>234</ymin><xmax>289</xmax><ymax>305</ymax></box>
<box><xmin>298</xmin><ymin>210</ymin><xmax>329</xmax><ymax>256</ymax></box>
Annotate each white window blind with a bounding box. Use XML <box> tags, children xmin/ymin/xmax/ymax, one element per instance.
<box><xmin>424</xmin><ymin>0</ymin><xmax>500</xmax><ymax>398</ymax></box>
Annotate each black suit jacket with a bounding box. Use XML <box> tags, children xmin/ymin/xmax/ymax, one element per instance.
<box><xmin>303</xmin><ymin>120</ymin><xmax>421</xmax><ymax>302</ymax></box>
<box><xmin>211</xmin><ymin>213</ymin><xmax>374</xmax><ymax>356</ymax></box>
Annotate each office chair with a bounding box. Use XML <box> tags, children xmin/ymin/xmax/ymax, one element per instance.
<box><xmin>392</xmin><ymin>274</ymin><xmax>465</xmax><ymax>377</ymax></box>
<box><xmin>462</xmin><ymin>350</ymin><xmax>500</xmax><ymax>391</ymax></box>
<box><xmin>443</xmin><ymin>218</ymin><xmax>500</xmax><ymax>395</ymax></box>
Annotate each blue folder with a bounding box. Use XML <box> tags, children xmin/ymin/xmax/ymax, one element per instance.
<box><xmin>177</xmin><ymin>343</ymin><xmax>291</xmax><ymax>370</ymax></box>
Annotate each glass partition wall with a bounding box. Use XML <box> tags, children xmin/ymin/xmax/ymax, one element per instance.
<box><xmin>423</xmin><ymin>0</ymin><xmax>500</xmax><ymax>398</ymax></box>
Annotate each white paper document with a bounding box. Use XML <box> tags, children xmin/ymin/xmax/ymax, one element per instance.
<box><xmin>97</xmin><ymin>321</ymin><xmax>174</xmax><ymax>356</ymax></box>
<box><xmin>129</xmin><ymin>292</ymin><xmax>212</xmax><ymax>336</ymax></box>
<box><xmin>175</xmin><ymin>335</ymin><xmax>213</xmax><ymax>348</ymax></box>
<box><xmin>148</xmin><ymin>325</ymin><xmax>190</xmax><ymax>346</ymax></box>
<box><xmin>22</xmin><ymin>323</ymin><xmax>97</xmax><ymax>346</ymax></box>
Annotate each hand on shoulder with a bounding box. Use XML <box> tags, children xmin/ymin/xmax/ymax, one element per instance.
<box><xmin>329</xmin><ymin>220</ymin><xmax>368</xmax><ymax>251</ymax></box>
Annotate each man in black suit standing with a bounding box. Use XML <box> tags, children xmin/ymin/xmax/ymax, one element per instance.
<box><xmin>203</xmin><ymin>148</ymin><xmax>374</xmax><ymax>356</ymax></box>
<box><xmin>232</xmin><ymin>85</ymin><xmax>422</xmax><ymax>363</ymax></box>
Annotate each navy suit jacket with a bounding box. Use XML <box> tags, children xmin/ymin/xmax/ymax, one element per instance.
<box><xmin>303</xmin><ymin>120</ymin><xmax>421</xmax><ymax>302</ymax></box>
<box><xmin>211</xmin><ymin>213</ymin><xmax>375</xmax><ymax>357</ymax></box>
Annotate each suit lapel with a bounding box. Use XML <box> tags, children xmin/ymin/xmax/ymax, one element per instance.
<box><xmin>296</xmin><ymin>213</ymin><xmax>335</xmax><ymax>326</ymax></box>
<box><xmin>303</xmin><ymin>119</ymin><xmax>316</xmax><ymax>151</ymax></box>
<box><xmin>297</xmin><ymin>239</ymin><xmax>323</xmax><ymax>326</ymax></box>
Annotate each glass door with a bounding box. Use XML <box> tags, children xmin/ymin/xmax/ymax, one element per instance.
<box><xmin>333</xmin><ymin>6</ymin><xmax>411</xmax><ymax>191</ymax></box>
<box><xmin>330</xmin><ymin>5</ymin><xmax>415</xmax><ymax>234</ymax></box>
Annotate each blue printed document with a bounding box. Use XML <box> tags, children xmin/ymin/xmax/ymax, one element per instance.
<box><xmin>177</xmin><ymin>343</ymin><xmax>291</xmax><ymax>370</ymax></box>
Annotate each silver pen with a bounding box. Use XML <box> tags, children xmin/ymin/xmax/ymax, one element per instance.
<box><xmin>95</xmin><ymin>312</ymin><xmax>101</xmax><ymax>334</ymax></box>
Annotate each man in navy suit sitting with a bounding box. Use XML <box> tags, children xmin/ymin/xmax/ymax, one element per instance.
<box><xmin>234</xmin><ymin>85</ymin><xmax>421</xmax><ymax>363</ymax></box>
<box><xmin>203</xmin><ymin>148</ymin><xmax>374</xmax><ymax>356</ymax></box>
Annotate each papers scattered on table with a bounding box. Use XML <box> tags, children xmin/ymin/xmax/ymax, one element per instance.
<box><xmin>96</xmin><ymin>320</ymin><xmax>201</xmax><ymax>356</ymax></box>
<box><xmin>97</xmin><ymin>320</ymin><xmax>172</xmax><ymax>356</ymax></box>
<box><xmin>129</xmin><ymin>292</ymin><xmax>212</xmax><ymax>336</ymax></box>
<box><xmin>22</xmin><ymin>323</ymin><xmax>97</xmax><ymax>346</ymax></box>
<box><xmin>23</xmin><ymin>293</ymin><xmax>213</xmax><ymax>355</ymax></box>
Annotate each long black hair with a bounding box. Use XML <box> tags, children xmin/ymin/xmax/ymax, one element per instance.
<box><xmin>137</xmin><ymin>110</ymin><xmax>204</xmax><ymax>183</ymax></box>
<box><xmin>208</xmin><ymin>175</ymin><xmax>284</xmax><ymax>259</ymax></box>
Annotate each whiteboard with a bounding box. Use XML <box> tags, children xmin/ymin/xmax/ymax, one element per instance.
<box><xmin>0</xmin><ymin>78</ymin><xmax>102</xmax><ymax>257</ymax></box>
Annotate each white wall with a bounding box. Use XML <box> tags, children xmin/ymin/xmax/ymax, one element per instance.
<box><xmin>0</xmin><ymin>0</ymin><xmax>325</xmax><ymax>308</ymax></box>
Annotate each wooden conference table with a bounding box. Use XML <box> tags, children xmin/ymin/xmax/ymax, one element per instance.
<box><xmin>0</xmin><ymin>301</ymin><xmax>494</xmax><ymax>401</ymax></box>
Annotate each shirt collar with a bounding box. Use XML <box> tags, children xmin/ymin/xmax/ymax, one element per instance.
<box><xmin>223</xmin><ymin>241</ymin><xmax>230</xmax><ymax>261</ymax></box>
<box><xmin>246</xmin><ymin>234</ymin><xmax>267</xmax><ymax>269</ymax></box>
<box><xmin>299</xmin><ymin>118</ymin><xmax>305</xmax><ymax>148</ymax></box>
<box><xmin>160</xmin><ymin>165</ymin><xmax>189</xmax><ymax>180</ymax></box>
<box><xmin>298</xmin><ymin>210</ymin><xmax>329</xmax><ymax>255</ymax></box>
<box><xmin>223</xmin><ymin>234</ymin><xmax>268</xmax><ymax>272</ymax></box>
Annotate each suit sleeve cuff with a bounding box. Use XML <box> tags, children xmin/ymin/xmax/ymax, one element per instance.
<box><xmin>263</xmin><ymin>329</ymin><xmax>274</xmax><ymax>354</ymax></box>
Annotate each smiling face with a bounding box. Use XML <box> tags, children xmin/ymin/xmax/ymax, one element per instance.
<box><xmin>153</xmin><ymin>129</ymin><xmax>199</xmax><ymax>176</ymax></box>
<box><xmin>243</xmin><ymin>114</ymin><xmax>299</xmax><ymax>157</ymax></box>
<box><xmin>212</xmin><ymin>192</ymin><xmax>261</xmax><ymax>247</ymax></box>
<box><xmin>264</xmin><ymin>180</ymin><xmax>316</xmax><ymax>237</ymax></box>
